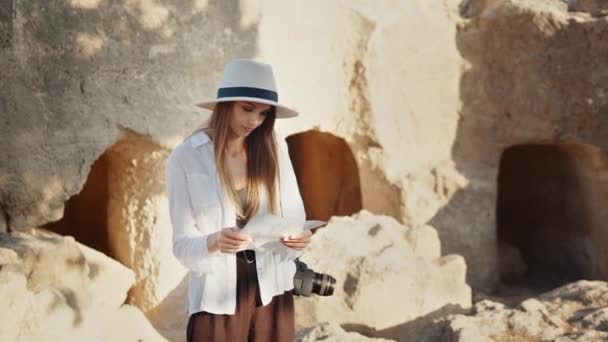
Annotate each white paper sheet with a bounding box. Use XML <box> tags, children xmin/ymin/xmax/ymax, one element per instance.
<box><xmin>240</xmin><ymin>213</ymin><xmax>326</xmax><ymax>253</ymax></box>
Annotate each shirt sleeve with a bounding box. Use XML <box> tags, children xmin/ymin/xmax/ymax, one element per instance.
<box><xmin>166</xmin><ymin>156</ymin><xmax>217</xmax><ymax>274</ymax></box>
<box><xmin>274</xmin><ymin>133</ymin><xmax>307</xmax><ymax>263</ymax></box>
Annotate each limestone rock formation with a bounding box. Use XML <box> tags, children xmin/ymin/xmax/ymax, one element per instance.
<box><xmin>455</xmin><ymin>1</ymin><xmax>608</xmax><ymax>160</ymax></box>
<box><xmin>103</xmin><ymin>134</ymin><xmax>185</xmax><ymax>314</ymax></box>
<box><xmin>4</xmin><ymin>3</ymin><xmax>608</xmax><ymax>341</ymax></box>
<box><xmin>1</xmin><ymin>0</ymin><xmax>493</xmax><ymax>290</ymax></box>
<box><xmin>294</xmin><ymin>210</ymin><xmax>471</xmax><ymax>341</ymax></box>
<box><xmin>430</xmin><ymin>0</ymin><xmax>608</xmax><ymax>290</ymax></box>
<box><xmin>423</xmin><ymin>280</ymin><xmax>608</xmax><ymax>341</ymax></box>
<box><xmin>0</xmin><ymin>229</ymin><xmax>165</xmax><ymax>342</ymax></box>
<box><xmin>36</xmin><ymin>132</ymin><xmax>190</xmax><ymax>339</ymax></box>
<box><xmin>0</xmin><ymin>0</ymin><xmax>256</xmax><ymax>232</ymax></box>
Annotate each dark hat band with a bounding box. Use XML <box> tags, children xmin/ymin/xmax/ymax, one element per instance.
<box><xmin>217</xmin><ymin>87</ymin><xmax>278</xmax><ymax>102</ymax></box>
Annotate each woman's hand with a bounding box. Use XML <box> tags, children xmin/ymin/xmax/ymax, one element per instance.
<box><xmin>281</xmin><ymin>230</ymin><xmax>312</xmax><ymax>251</ymax></box>
<box><xmin>208</xmin><ymin>227</ymin><xmax>251</xmax><ymax>254</ymax></box>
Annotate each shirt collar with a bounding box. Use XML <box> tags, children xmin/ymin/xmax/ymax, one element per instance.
<box><xmin>189</xmin><ymin>130</ymin><xmax>211</xmax><ymax>148</ymax></box>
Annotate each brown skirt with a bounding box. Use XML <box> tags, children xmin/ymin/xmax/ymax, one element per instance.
<box><xmin>186</xmin><ymin>250</ymin><xmax>295</xmax><ymax>342</ymax></box>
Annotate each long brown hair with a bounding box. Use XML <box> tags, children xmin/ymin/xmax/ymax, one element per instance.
<box><xmin>206</xmin><ymin>102</ymin><xmax>279</xmax><ymax>221</ymax></box>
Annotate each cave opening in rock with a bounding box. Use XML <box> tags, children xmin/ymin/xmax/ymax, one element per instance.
<box><xmin>285</xmin><ymin>130</ymin><xmax>363</xmax><ymax>222</ymax></box>
<box><xmin>43</xmin><ymin>133</ymin><xmax>169</xmax><ymax>264</ymax></box>
<box><xmin>496</xmin><ymin>141</ymin><xmax>608</xmax><ymax>294</ymax></box>
<box><xmin>43</xmin><ymin>150</ymin><xmax>112</xmax><ymax>255</ymax></box>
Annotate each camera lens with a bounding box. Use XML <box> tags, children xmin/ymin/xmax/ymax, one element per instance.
<box><xmin>293</xmin><ymin>259</ymin><xmax>336</xmax><ymax>297</ymax></box>
<box><xmin>312</xmin><ymin>273</ymin><xmax>336</xmax><ymax>296</ymax></box>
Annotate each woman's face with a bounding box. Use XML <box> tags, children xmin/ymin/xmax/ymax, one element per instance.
<box><xmin>228</xmin><ymin>101</ymin><xmax>272</xmax><ymax>137</ymax></box>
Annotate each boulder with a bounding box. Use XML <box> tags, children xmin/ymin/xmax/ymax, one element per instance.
<box><xmin>0</xmin><ymin>229</ymin><xmax>166</xmax><ymax>341</ymax></box>
<box><xmin>294</xmin><ymin>210</ymin><xmax>471</xmax><ymax>340</ymax></box>
<box><xmin>425</xmin><ymin>280</ymin><xmax>608</xmax><ymax>341</ymax></box>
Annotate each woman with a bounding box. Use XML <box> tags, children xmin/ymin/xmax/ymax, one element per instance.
<box><xmin>166</xmin><ymin>59</ymin><xmax>312</xmax><ymax>342</ymax></box>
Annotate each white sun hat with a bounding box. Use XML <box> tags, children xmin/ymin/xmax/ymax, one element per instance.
<box><xmin>196</xmin><ymin>59</ymin><xmax>299</xmax><ymax>119</ymax></box>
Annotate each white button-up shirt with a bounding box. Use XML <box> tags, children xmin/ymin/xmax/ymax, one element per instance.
<box><xmin>165</xmin><ymin>129</ymin><xmax>306</xmax><ymax>315</ymax></box>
